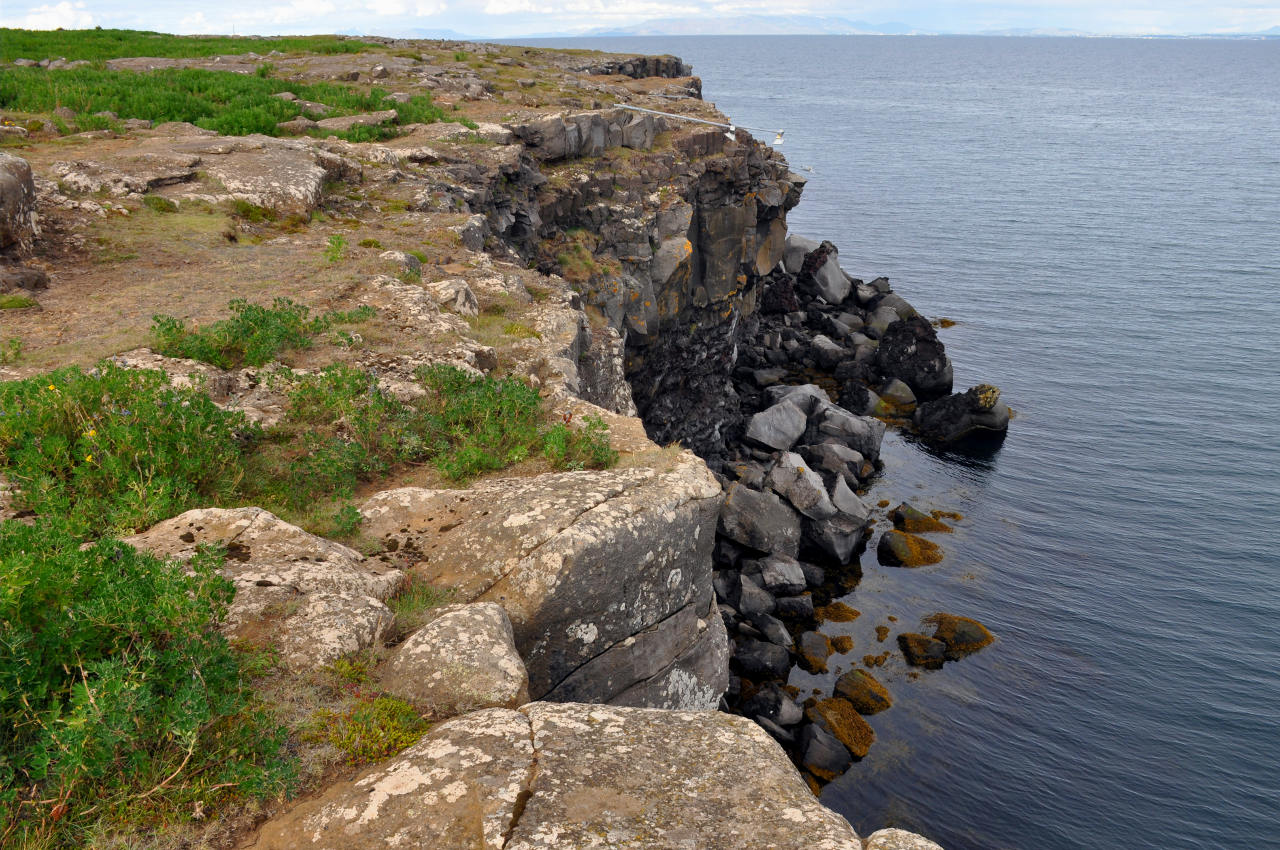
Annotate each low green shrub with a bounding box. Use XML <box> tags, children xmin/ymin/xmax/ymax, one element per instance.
<box><xmin>0</xmin><ymin>518</ymin><xmax>291</xmax><ymax>845</ymax></box>
<box><xmin>0</xmin><ymin>294</ymin><xmax>38</xmax><ymax>309</ymax></box>
<box><xmin>150</xmin><ymin>297</ymin><xmax>374</xmax><ymax>369</ymax></box>
<box><xmin>0</xmin><ymin>338</ymin><xmax>21</xmax><ymax>364</ymax></box>
<box><xmin>307</xmin><ymin>695</ymin><xmax>428</xmax><ymax>765</ymax></box>
<box><xmin>141</xmin><ymin>194</ymin><xmax>177</xmax><ymax>213</ymax></box>
<box><xmin>0</xmin><ymin>29</ymin><xmax>374</xmax><ymax>63</ymax></box>
<box><xmin>0</xmin><ymin>364</ymin><xmax>253</xmax><ymax>534</ymax></box>
<box><xmin>323</xmin><ymin>234</ymin><xmax>347</xmax><ymax>264</ymax></box>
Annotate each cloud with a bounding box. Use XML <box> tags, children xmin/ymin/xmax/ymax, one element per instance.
<box><xmin>0</xmin><ymin>1</ymin><xmax>95</xmax><ymax>29</ymax></box>
<box><xmin>364</xmin><ymin>0</ymin><xmax>448</xmax><ymax>14</ymax></box>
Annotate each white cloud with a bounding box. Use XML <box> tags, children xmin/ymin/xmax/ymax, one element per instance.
<box><xmin>364</xmin><ymin>0</ymin><xmax>447</xmax><ymax>13</ymax></box>
<box><xmin>0</xmin><ymin>1</ymin><xmax>95</xmax><ymax>29</ymax></box>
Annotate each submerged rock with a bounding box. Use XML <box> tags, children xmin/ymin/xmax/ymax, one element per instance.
<box><xmin>927</xmin><ymin>613</ymin><xmax>995</xmax><ymax>660</ymax></box>
<box><xmin>898</xmin><ymin>633</ymin><xmax>947</xmax><ymax>669</ymax></box>
<box><xmin>834</xmin><ymin>669</ymin><xmax>892</xmax><ymax>715</ymax></box>
<box><xmin>877</xmin><ymin>529</ymin><xmax>944</xmax><ymax>567</ymax></box>
<box><xmin>891</xmin><ymin>502</ymin><xmax>953</xmax><ymax>534</ymax></box>
<box><xmin>805</xmin><ymin>697</ymin><xmax>875</xmax><ymax>758</ymax></box>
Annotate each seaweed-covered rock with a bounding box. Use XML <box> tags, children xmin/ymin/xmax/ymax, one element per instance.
<box><xmin>928</xmin><ymin>613</ymin><xmax>995</xmax><ymax>660</ymax></box>
<box><xmin>798</xmin><ymin>722</ymin><xmax>853</xmax><ymax>782</ymax></box>
<box><xmin>834</xmin><ymin>669</ymin><xmax>892</xmax><ymax>715</ymax></box>
<box><xmin>805</xmin><ymin>697</ymin><xmax>874</xmax><ymax>758</ymax></box>
<box><xmin>877</xmin><ymin>529</ymin><xmax>944</xmax><ymax>567</ymax></box>
<box><xmin>797</xmin><ymin>631</ymin><xmax>834</xmax><ymax>674</ymax></box>
<box><xmin>891</xmin><ymin>502</ymin><xmax>953</xmax><ymax>534</ymax></box>
<box><xmin>898</xmin><ymin>633</ymin><xmax>947</xmax><ymax>669</ymax></box>
<box><xmin>913</xmin><ymin>383</ymin><xmax>1010</xmax><ymax>445</ymax></box>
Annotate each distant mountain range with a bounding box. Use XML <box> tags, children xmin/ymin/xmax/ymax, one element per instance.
<box><xmin>578</xmin><ymin>15</ymin><xmax>924</xmax><ymax>36</ymax></box>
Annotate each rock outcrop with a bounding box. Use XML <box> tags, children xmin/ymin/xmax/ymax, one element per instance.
<box><xmin>123</xmin><ymin>507</ymin><xmax>404</xmax><ymax>672</ymax></box>
<box><xmin>251</xmin><ymin>703</ymin><xmax>866</xmax><ymax>850</ymax></box>
<box><xmin>359</xmin><ymin>454</ymin><xmax>727</xmax><ymax>709</ymax></box>
<box><xmin>914</xmin><ymin>384</ymin><xmax>1011</xmax><ymax>445</ymax></box>
<box><xmin>0</xmin><ymin>152</ymin><xmax>39</xmax><ymax>252</ymax></box>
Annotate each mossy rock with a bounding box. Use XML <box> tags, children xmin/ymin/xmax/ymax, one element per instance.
<box><xmin>831</xmin><ymin>635</ymin><xmax>853</xmax><ymax>654</ymax></box>
<box><xmin>805</xmin><ymin>697</ymin><xmax>874</xmax><ymax>758</ymax></box>
<box><xmin>797</xmin><ymin>631</ymin><xmax>833</xmax><ymax>674</ymax></box>
<box><xmin>897</xmin><ymin>632</ymin><xmax>946</xmax><ymax>669</ymax></box>
<box><xmin>890</xmin><ymin>502</ymin><xmax>953</xmax><ymax>534</ymax></box>
<box><xmin>834</xmin><ymin>669</ymin><xmax>892</xmax><ymax>715</ymax></box>
<box><xmin>877</xmin><ymin>530</ymin><xmax>943</xmax><ymax>567</ymax></box>
<box><xmin>927</xmin><ymin>613</ymin><xmax>994</xmax><ymax>660</ymax></box>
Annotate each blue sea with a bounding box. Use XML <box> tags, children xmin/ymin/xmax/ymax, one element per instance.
<box><xmin>518</xmin><ymin>35</ymin><xmax>1280</xmax><ymax>849</ymax></box>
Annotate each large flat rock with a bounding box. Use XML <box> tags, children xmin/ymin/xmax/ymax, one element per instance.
<box><xmin>359</xmin><ymin>455</ymin><xmax>727</xmax><ymax>708</ymax></box>
<box><xmin>249</xmin><ymin>703</ymin><xmax>865</xmax><ymax>850</ymax></box>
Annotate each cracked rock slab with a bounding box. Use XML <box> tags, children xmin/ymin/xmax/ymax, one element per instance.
<box><xmin>359</xmin><ymin>456</ymin><xmax>724</xmax><ymax>706</ymax></box>
<box><xmin>381</xmin><ymin>602</ymin><xmax>530</xmax><ymax>715</ymax></box>
<box><xmin>123</xmin><ymin>507</ymin><xmax>403</xmax><ymax>672</ymax></box>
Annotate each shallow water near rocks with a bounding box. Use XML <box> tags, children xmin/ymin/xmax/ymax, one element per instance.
<box><xmin>521</xmin><ymin>34</ymin><xmax>1280</xmax><ymax>849</ymax></box>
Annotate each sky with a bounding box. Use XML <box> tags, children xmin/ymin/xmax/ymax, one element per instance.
<box><xmin>1</xmin><ymin>0</ymin><xmax>1277</xmax><ymax>38</ymax></box>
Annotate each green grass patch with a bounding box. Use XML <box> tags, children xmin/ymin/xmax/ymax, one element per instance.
<box><xmin>0</xmin><ymin>66</ymin><xmax>466</xmax><ymax>142</ymax></box>
<box><xmin>323</xmin><ymin>234</ymin><xmax>347</xmax><ymax>264</ymax></box>
<box><xmin>0</xmin><ymin>518</ymin><xmax>292</xmax><ymax>846</ymax></box>
<box><xmin>0</xmin><ymin>294</ymin><xmax>38</xmax><ymax>309</ymax></box>
<box><xmin>0</xmin><ymin>338</ymin><xmax>21</xmax><ymax>364</ymax></box>
<box><xmin>150</xmin><ymin>297</ymin><xmax>375</xmax><ymax>370</ymax></box>
<box><xmin>386</xmin><ymin>576</ymin><xmax>454</xmax><ymax>641</ymax></box>
<box><xmin>0</xmin><ymin>364</ymin><xmax>254</xmax><ymax>535</ymax></box>
<box><xmin>306</xmin><ymin>695</ymin><xmax>428</xmax><ymax>766</ymax></box>
<box><xmin>141</xmin><ymin>194</ymin><xmax>177</xmax><ymax>213</ymax></box>
<box><xmin>0</xmin><ymin>28</ymin><xmax>374</xmax><ymax>63</ymax></box>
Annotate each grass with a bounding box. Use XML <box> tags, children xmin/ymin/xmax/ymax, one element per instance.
<box><xmin>0</xmin><ymin>28</ymin><xmax>375</xmax><ymax>63</ymax></box>
<box><xmin>0</xmin><ymin>294</ymin><xmax>38</xmax><ymax>309</ymax></box>
<box><xmin>0</xmin><ymin>66</ymin><xmax>469</xmax><ymax>142</ymax></box>
<box><xmin>323</xmin><ymin>234</ymin><xmax>347</xmax><ymax>264</ymax></box>
<box><xmin>0</xmin><ymin>518</ymin><xmax>292</xmax><ymax>848</ymax></box>
<box><xmin>305</xmin><ymin>695</ymin><xmax>429</xmax><ymax>766</ymax></box>
<box><xmin>386</xmin><ymin>576</ymin><xmax>455</xmax><ymax>642</ymax></box>
<box><xmin>0</xmin><ymin>339</ymin><xmax>21</xmax><ymax>364</ymax></box>
<box><xmin>150</xmin><ymin>297</ymin><xmax>375</xmax><ymax>370</ymax></box>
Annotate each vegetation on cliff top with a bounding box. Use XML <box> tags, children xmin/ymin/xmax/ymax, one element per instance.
<box><xmin>0</xmin><ymin>29</ymin><xmax>374</xmax><ymax>63</ymax></box>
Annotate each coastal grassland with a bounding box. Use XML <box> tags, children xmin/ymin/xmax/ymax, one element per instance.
<box><xmin>0</xmin><ymin>29</ymin><xmax>374</xmax><ymax>63</ymax></box>
<box><xmin>0</xmin><ymin>519</ymin><xmax>292</xmax><ymax>848</ymax></box>
<box><xmin>0</xmin><ymin>67</ymin><xmax>464</xmax><ymax>141</ymax></box>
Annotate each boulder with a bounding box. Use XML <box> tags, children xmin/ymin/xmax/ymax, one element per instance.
<box><xmin>744</xmin><ymin>400</ymin><xmax>807</xmax><ymax>451</ymax></box>
<box><xmin>799</xmin><ymin>240</ymin><xmax>851</xmax><ymax>304</ymax></box>
<box><xmin>732</xmin><ymin>637</ymin><xmax>792</xmax><ymax>680</ymax></box>
<box><xmin>891</xmin><ymin>502</ymin><xmax>952</xmax><ymax>534</ymax></box>
<box><xmin>741</xmin><ymin>682</ymin><xmax>805</xmax><ymax>727</ymax></box>
<box><xmin>798</xmin><ymin>722</ymin><xmax>852</xmax><ymax>782</ymax></box>
<box><xmin>719</xmin><ymin>483</ymin><xmax>803</xmax><ymax>558</ymax></box>
<box><xmin>877</xmin><ymin>530</ymin><xmax>944</xmax><ymax>567</ymax></box>
<box><xmin>201</xmin><ymin>139</ymin><xmax>360</xmax><ymax>215</ymax></box>
<box><xmin>276</xmin><ymin>116</ymin><xmax>318</xmax><ymax>134</ymax></box>
<box><xmin>750</xmin><ymin>612</ymin><xmax>794</xmax><ymax>649</ymax></box>
<box><xmin>873</xmin><ymin>316</ymin><xmax>953</xmax><ymax>400</ymax></box>
<box><xmin>805</xmin><ymin>697</ymin><xmax>874</xmax><ymax>758</ymax></box>
<box><xmin>0</xmin><ymin>265</ymin><xmax>49</xmax><ymax>292</ymax></box>
<box><xmin>898</xmin><ymin>633</ymin><xmax>947</xmax><ymax>669</ymax></box>
<box><xmin>797</xmin><ymin>630</ymin><xmax>833</xmax><ymax>673</ymax></box>
<box><xmin>811</xmin><ymin>334</ymin><xmax>848</xmax><ymax>371</ymax></box>
<box><xmin>735</xmin><ymin>574</ymin><xmax>777</xmax><ymax>618</ymax></box>
<box><xmin>783</xmin><ymin>233</ymin><xmax>820</xmax><ymax>274</ymax></box>
<box><xmin>834</xmin><ymin>669</ymin><xmax>892</xmax><ymax>715</ymax></box>
<box><xmin>763</xmin><ymin>383</ymin><xmax>831</xmax><ymax>416</ymax></box>
<box><xmin>830</xmin><ymin>477</ymin><xmax>871</xmax><ymax>523</ymax></box>
<box><xmin>767</xmin><ymin>451</ymin><xmax>838</xmax><ymax>520</ymax></box>
<box><xmin>927</xmin><ymin>613</ymin><xmax>995</xmax><ymax>660</ymax></box>
<box><xmin>776</xmin><ymin>593</ymin><xmax>815</xmax><ymax>620</ymax></box>
<box><xmin>864</xmin><ymin>829</ymin><xmax>945</xmax><ymax>850</ymax></box>
<box><xmin>799</xmin><ymin>442</ymin><xmax>865</xmax><ymax>489</ymax></box>
<box><xmin>122</xmin><ymin>507</ymin><xmax>403</xmax><ymax>672</ymax></box>
<box><xmin>913</xmin><ymin>384</ymin><xmax>1011</xmax><ymax>445</ymax></box>
<box><xmin>359</xmin><ymin>457</ymin><xmax>726</xmax><ymax>709</ymax></box>
<box><xmin>380</xmin><ymin>603</ymin><xmax>529</xmax><ymax>715</ymax></box>
<box><xmin>878</xmin><ymin>378</ymin><xmax>918</xmax><ymax>412</ymax></box>
<box><xmin>423</xmin><ymin>277</ymin><xmax>479</xmax><ymax>315</ymax></box>
<box><xmin>755</xmin><ymin>553</ymin><xmax>807</xmax><ymax>596</ymax></box>
<box><xmin>804</xmin><ymin>511</ymin><xmax>870</xmax><ymax>564</ymax></box>
<box><xmin>314</xmin><ymin>109</ymin><xmax>399</xmax><ymax>132</ymax></box>
<box><xmin>811</xmin><ymin>402</ymin><xmax>885</xmax><ymax>462</ymax></box>
<box><xmin>0</xmin><ymin>152</ymin><xmax>39</xmax><ymax>252</ymax></box>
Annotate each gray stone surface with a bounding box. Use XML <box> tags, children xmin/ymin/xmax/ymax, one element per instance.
<box><xmin>783</xmin><ymin>232</ymin><xmax>820</xmax><ymax>274</ymax></box>
<box><xmin>763</xmin><ymin>382</ymin><xmax>831</xmax><ymax>416</ymax></box>
<box><xmin>253</xmin><ymin>703</ymin><xmax>863</xmax><ymax>849</ymax></box>
<box><xmin>314</xmin><ymin>109</ymin><xmax>398</xmax><ymax>132</ymax></box>
<box><xmin>359</xmin><ymin>455</ymin><xmax>725</xmax><ymax>708</ymax></box>
<box><xmin>718</xmin><ymin>483</ymin><xmax>803</xmax><ymax>558</ymax></box>
<box><xmin>744</xmin><ymin>400</ymin><xmax>807</xmax><ymax>451</ymax></box>
<box><xmin>812</xmin><ymin>402</ymin><xmax>886</xmax><ymax>463</ymax></box>
<box><xmin>381</xmin><ymin>602</ymin><xmax>529</xmax><ymax>715</ymax></box>
<box><xmin>864</xmin><ymin>828</ymin><xmax>945</xmax><ymax>850</ymax></box>
<box><xmin>123</xmin><ymin>507</ymin><xmax>403</xmax><ymax>672</ymax></box>
<box><xmin>767</xmin><ymin>451</ymin><xmax>838</xmax><ymax>520</ymax></box>
<box><xmin>0</xmin><ymin>152</ymin><xmax>39</xmax><ymax>251</ymax></box>
<box><xmin>756</xmin><ymin>553</ymin><xmax>807</xmax><ymax>596</ymax></box>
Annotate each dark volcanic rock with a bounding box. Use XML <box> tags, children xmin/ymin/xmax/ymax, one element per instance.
<box><xmin>755</xmin><ymin>553</ymin><xmax>807</xmax><ymax>596</ymax></box>
<box><xmin>796</xmin><ymin>630</ymin><xmax>833</xmax><ymax>673</ymax></box>
<box><xmin>804</xmin><ymin>511</ymin><xmax>870</xmax><ymax>565</ymax></box>
<box><xmin>873</xmin><ymin>315</ymin><xmax>953</xmax><ymax>401</ymax></box>
<box><xmin>913</xmin><ymin>383</ymin><xmax>1011</xmax><ymax>445</ymax></box>
<box><xmin>744</xmin><ymin>401</ymin><xmax>807</xmax><ymax>451</ymax></box>
<box><xmin>798</xmin><ymin>722</ymin><xmax>853</xmax><ymax>781</ymax></box>
<box><xmin>898</xmin><ymin>633</ymin><xmax>947</xmax><ymax>669</ymax></box>
<box><xmin>732</xmin><ymin>638</ymin><xmax>792</xmax><ymax>679</ymax></box>
<box><xmin>719</xmin><ymin>484</ymin><xmax>802</xmax><ymax>557</ymax></box>
<box><xmin>767</xmin><ymin>452</ymin><xmax>838</xmax><ymax>520</ymax></box>
<box><xmin>741</xmin><ymin>682</ymin><xmax>804</xmax><ymax>727</ymax></box>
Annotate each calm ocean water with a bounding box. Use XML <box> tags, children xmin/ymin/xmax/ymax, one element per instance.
<box><xmin>520</xmin><ymin>35</ymin><xmax>1280</xmax><ymax>849</ymax></box>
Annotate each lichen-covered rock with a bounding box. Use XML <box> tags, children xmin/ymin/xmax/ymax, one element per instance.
<box><xmin>360</xmin><ymin>455</ymin><xmax>725</xmax><ymax>708</ymax></box>
<box><xmin>252</xmin><ymin>708</ymin><xmax>535</xmax><ymax>850</ymax></box>
<box><xmin>381</xmin><ymin>603</ymin><xmax>529</xmax><ymax>715</ymax></box>
<box><xmin>927</xmin><ymin>613</ymin><xmax>995</xmax><ymax>660</ymax></box>
<box><xmin>123</xmin><ymin>507</ymin><xmax>402</xmax><ymax>672</ymax></box>
<box><xmin>877</xmin><ymin>530</ymin><xmax>944</xmax><ymax>567</ymax></box>
<box><xmin>864</xmin><ymin>828</ymin><xmax>945</xmax><ymax>850</ymax></box>
<box><xmin>508</xmin><ymin>703</ymin><xmax>862</xmax><ymax>850</ymax></box>
<box><xmin>0</xmin><ymin>152</ymin><xmax>39</xmax><ymax>251</ymax></box>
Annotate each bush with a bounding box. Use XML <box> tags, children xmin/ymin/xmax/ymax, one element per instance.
<box><xmin>0</xmin><ymin>518</ymin><xmax>291</xmax><ymax>845</ymax></box>
<box><xmin>150</xmin><ymin>297</ymin><xmax>374</xmax><ymax>369</ymax></box>
<box><xmin>0</xmin><ymin>364</ymin><xmax>253</xmax><ymax>534</ymax></box>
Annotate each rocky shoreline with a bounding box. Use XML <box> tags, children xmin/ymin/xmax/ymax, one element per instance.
<box><xmin>0</xmin><ymin>35</ymin><xmax>1009</xmax><ymax>849</ymax></box>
